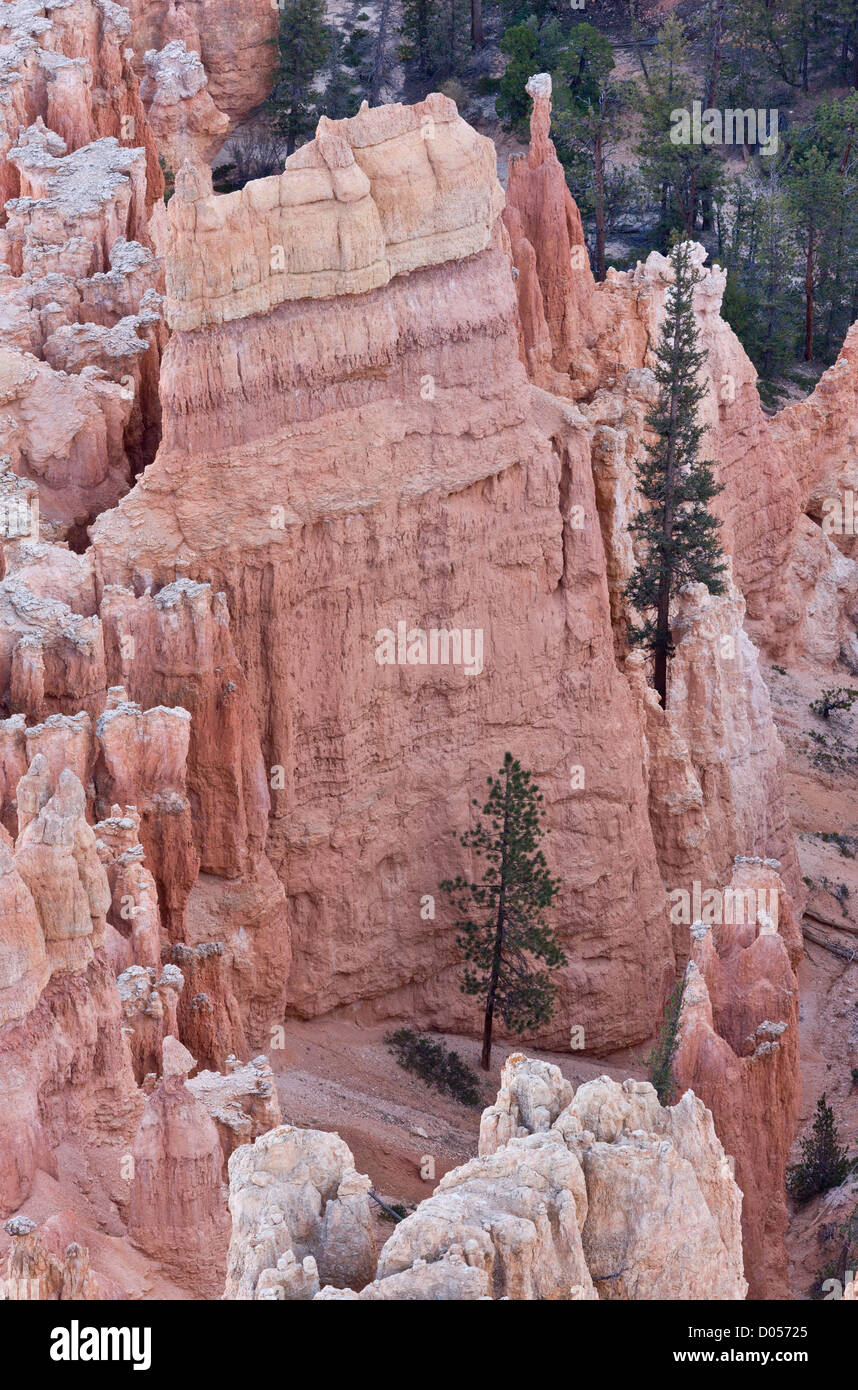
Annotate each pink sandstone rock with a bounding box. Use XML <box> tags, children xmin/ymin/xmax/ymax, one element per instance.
<box><xmin>164</xmin><ymin>941</ymin><xmax>247</xmax><ymax>1073</ymax></box>
<box><xmin>0</xmin><ymin>950</ymin><xmax>142</xmax><ymax>1219</ymax></box>
<box><xmin>117</xmin><ymin>961</ymin><xmax>183</xmax><ymax>1083</ymax></box>
<box><xmin>674</xmin><ymin>862</ymin><xmax>801</xmax><ymax>1299</ymax></box>
<box><xmin>0</xmin><ymin>837</ymin><xmax>48</xmax><ymax>1027</ymax></box>
<box><xmin>503</xmin><ymin>73</ymin><xmax>605</xmax><ymax>397</ymax></box>
<box><xmin>3</xmin><ymin>1214</ymin><xmax>99</xmax><ymax>1299</ymax></box>
<box><xmin>94</xmin><ymin>686</ymin><xmax>198</xmax><ymax>937</ymax></box>
<box><xmin>139</xmin><ymin>40</ymin><xmax>228</xmax><ymax>173</ymax></box>
<box><xmin>128</xmin><ymin>1034</ymin><xmax>230</xmax><ymax>1294</ymax></box>
<box><xmin>118</xmin><ymin>0</ymin><xmax>277</xmax><ymax>127</ymax></box>
<box><xmin>0</xmin><ymin>2</ymin><xmax>167</xmax><ymax>537</ymax></box>
<box><xmin>14</xmin><ymin>766</ymin><xmax>109</xmax><ymax>975</ymax></box>
<box><xmin>163</xmin><ymin>94</ymin><xmax>505</xmax><ymax>331</ymax></box>
<box><xmin>94</xmin><ymin>807</ymin><xmax>162</xmax><ymax>969</ymax></box>
<box><xmin>187</xmin><ymin>1054</ymin><xmax>281</xmax><ymax>1177</ymax></box>
<box><xmin>89</xmin><ymin>128</ymin><xmax>676</xmax><ymax>1053</ymax></box>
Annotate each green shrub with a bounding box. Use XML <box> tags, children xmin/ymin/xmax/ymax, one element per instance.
<box><xmin>385</xmin><ymin>1028</ymin><xmax>484</xmax><ymax>1108</ymax></box>
<box><xmin>787</xmin><ymin>1093</ymin><xmax>854</xmax><ymax>1202</ymax></box>
<box><xmin>644</xmin><ymin>978</ymin><xmax>685</xmax><ymax>1106</ymax></box>
<box><xmin>810</xmin><ymin>687</ymin><xmax>858</xmax><ymax>720</ymax></box>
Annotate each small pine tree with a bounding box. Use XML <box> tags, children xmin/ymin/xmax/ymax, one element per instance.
<box><xmin>645</xmin><ymin>977</ymin><xmax>685</xmax><ymax>1105</ymax></box>
<box><xmin>440</xmin><ymin>753</ymin><xmax>566</xmax><ymax>1071</ymax></box>
<box><xmin>625</xmin><ymin>239</ymin><xmax>728</xmax><ymax>707</ymax></box>
<box><xmin>158</xmin><ymin>155</ymin><xmax>175</xmax><ymax>206</ymax></box>
<box><xmin>787</xmin><ymin>1092</ymin><xmax>854</xmax><ymax>1202</ymax></box>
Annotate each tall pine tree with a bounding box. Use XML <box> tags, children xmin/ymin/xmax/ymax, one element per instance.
<box><xmin>625</xmin><ymin>240</ymin><xmax>727</xmax><ymax>707</ymax></box>
<box><xmin>268</xmin><ymin>0</ymin><xmax>330</xmax><ymax>156</ymax></box>
<box><xmin>440</xmin><ymin>754</ymin><xmax>565</xmax><ymax>1071</ymax></box>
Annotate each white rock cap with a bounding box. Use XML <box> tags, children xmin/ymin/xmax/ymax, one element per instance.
<box><xmin>526</xmin><ymin>73</ymin><xmax>552</xmax><ymax>100</ymax></box>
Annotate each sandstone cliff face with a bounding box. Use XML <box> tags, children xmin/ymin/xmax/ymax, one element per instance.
<box><xmin>128</xmin><ymin>1035</ymin><xmax>230</xmax><ymax>1294</ymax></box>
<box><xmin>0</xmin><ymin>10</ymin><xmax>843</xmax><ymax>1303</ymax></box>
<box><xmin>118</xmin><ymin>0</ymin><xmax>277</xmax><ymax>126</ymax></box>
<box><xmin>0</xmin><ymin>1</ymin><xmax>168</xmax><ymax>537</ymax></box>
<box><xmin>674</xmin><ymin>862</ymin><xmax>801</xmax><ymax>1300</ymax></box>
<box><xmin>89</xmin><ymin>106</ymin><xmax>675</xmax><ymax>1056</ymax></box>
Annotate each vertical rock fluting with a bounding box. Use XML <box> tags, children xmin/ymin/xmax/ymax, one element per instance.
<box><xmin>674</xmin><ymin>863</ymin><xmax>802</xmax><ymax>1300</ymax></box>
<box><xmin>89</xmin><ymin>102</ymin><xmax>675</xmax><ymax>1055</ymax></box>
<box><xmin>128</xmin><ymin>1035</ymin><xmax>230</xmax><ymax>1294</ymax></box>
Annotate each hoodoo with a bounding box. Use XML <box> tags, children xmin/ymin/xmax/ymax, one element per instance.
<box><xmin>0</xmin><ymin>0</ymin><xmax>856</xmax><ymax>1328</ymax></box>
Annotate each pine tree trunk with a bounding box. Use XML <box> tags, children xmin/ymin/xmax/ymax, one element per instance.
<box><xmin>471</xmin><ymin>0</ymin><xmax>483</xmax><ymax>48</ymax></box>
<box><xmin>369</xmin><ymin>0</ymin><xmax>392</xmax><ymax>105</ymax></box>
<box><xmin>594</xmin><ymin>128</ymin><xmax>606</xmax><ymax>282</ymax></box>
<box><xmin>481</xmin><ymin>768</ymin><xmax>511</xmax><ymax>1070</ymax></box>
<box><xmin>704</xmin><ymin>0</ymin><xmax>725</xmax><ymax>109</ymax></box>
<box><xmin>804</xmin><ymin>221</ymin><xmax>815</xmax><ymax>362</ymax></box>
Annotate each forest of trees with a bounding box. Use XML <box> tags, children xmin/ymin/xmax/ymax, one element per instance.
<box><xmin>251</xmin><ymin>0</ymin><xmax>858</xmax><ymax>401</ymax></box>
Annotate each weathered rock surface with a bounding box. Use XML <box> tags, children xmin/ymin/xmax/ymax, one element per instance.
<box><xmin>373</xmin><ymin>1130</ymin><xmax>596</xmax><ymax>1301</ymax></box>
<box><xmin>0</xmin><ymin>1</ymin><xmax>167</xmax><ymax>535</ymax></box>
<box><xmin>503</xmin><ymin>74</ymin><xmax>604</xmax><ymax>397</ymax></box>
<box><xmin>139</xmin><ymin>40</ymin><xmax>228</xmax><ymax>174</ymax></box>
<box><xmin>479</xmin><ymin>1056</ymin><xmax>747</xmax><ymax>1300</ymax></box>
<box><xmin>118</xmin><ymin>0</ymin><xmax>277</xmax><ymax>126</ymax></box>
<box><xmin>117</xmin><ymin>961</ymin><xmax>182</xmax><ymax>1082</ymax></box>
<box><xmin>128</xmin><ymin>1035</ymin><xmax>229</xmax><ymax>1294</ymax></box>
<box><xmin>164</xmin><ymin>941</ymin><xmax>247</xmax><ymax>1073</ymax></box>
<box><xmin>224</xmin><ymin>1125</ymin><xmax>376</xmax><ymax>1298</ymax></box>
<box><xmin>187</xmin><ymin>1054</ymin><xmax>281</xmax><ymax>1176</ymax></box>
<box><xmin>319</xmin><ymin>1057</ymin><xmax>746</xmax><ymax>1301</ymax></box>
<box><xmin>164</xmin><ymin>95</ymin><xmax>505</xmax><ymax>330</ymax></box>
<box><xmin>674</xmin><ymin>862</ymin><xmax>801</xmax><ymax>1299</ymax></box>
<box><xmin>0</xmin><ymin>952</ymin><xmax>142</xmax><ymax>1219</ymax></box>
<box><xmin>0</xmin><ymin>14</ymin><xmax>851</xmax><ymax>1306</ymax></box>
<box><xmin>3</xmin><ymin>1213</ymin><xmax>98</xmax><ymax>1298</ymax></box>
<box><xmin>90</xmin><ymin>111</ymin><xmax>675</xmax><ymax>1055</ymax></box>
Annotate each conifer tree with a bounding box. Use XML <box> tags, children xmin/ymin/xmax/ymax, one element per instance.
<box><xmin>625</xmin><ymin>240</ymin><xmax>727</xmax><ymax>707</ymax></box>
<box><xmin>635</xmin><ymin>16</ymin><xmax>723</xmax><ymax>240</ymax></box>
<box><xmin>268</xmin><ymin>0</ymin><xmax>330</xmax><ymax>156</ymax></box>
<box><xmin>788</xmin><ymin>1092</ymin><xmax>854</xmax><ymax>1201</ymax></box>
<box><xmin>440</xmin><ymin>753</ymin><xmax>565</xmax><ymax>1071</ymax></box>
